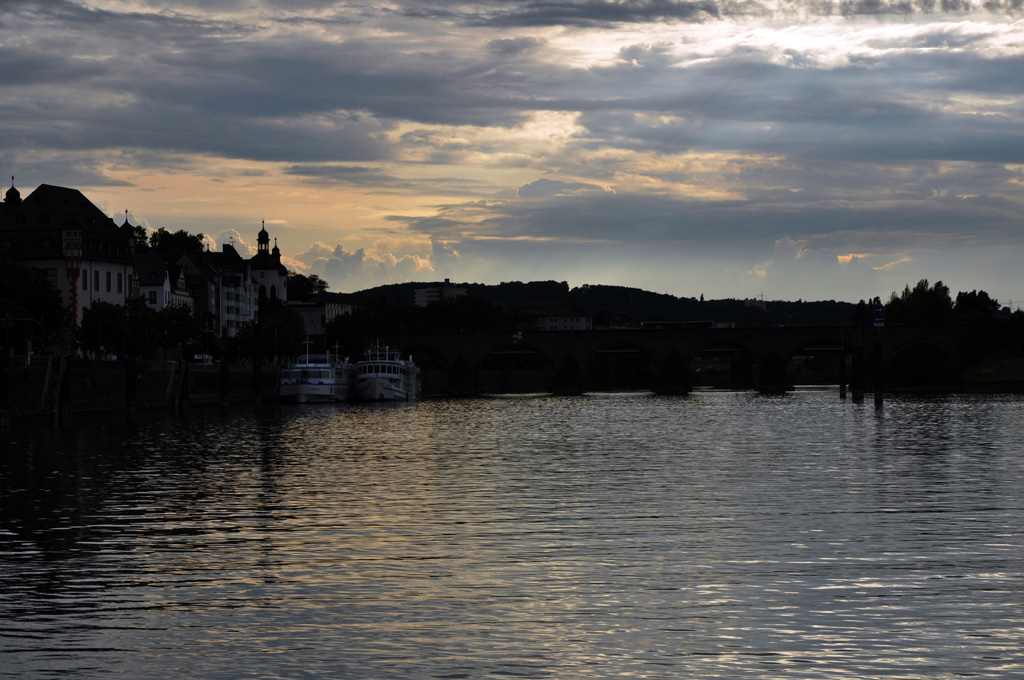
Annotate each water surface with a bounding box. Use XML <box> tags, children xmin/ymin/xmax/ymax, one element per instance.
<box><xmin>2</xmin><ymin>392</ymin><xmax>1023</xmax><ymax>678</ymax></box>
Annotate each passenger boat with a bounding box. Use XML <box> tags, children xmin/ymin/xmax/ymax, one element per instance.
<box><xmin>355</xmin><ymin>343</ymin><xmax>420</xmax><ymax>401</ymax></box>
<box><xmin>279</xmin><ymin>351</ymin><xmax>356</xmax><ymax>403</ymax></box>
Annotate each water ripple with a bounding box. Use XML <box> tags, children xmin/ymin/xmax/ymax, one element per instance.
<box><xmin>2</xmin><ymin>393</ymin><xmax>1023</xmax><ymax>678</ymax></box>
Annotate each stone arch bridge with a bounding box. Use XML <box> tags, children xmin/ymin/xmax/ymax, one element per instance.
<box><xmin>379</xmin><ymin>325</ymin><xmax>969</xmax><ymax>396</ymax></box>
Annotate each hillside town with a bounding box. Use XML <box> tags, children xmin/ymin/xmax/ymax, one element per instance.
<box><xmin>0</xmin><ymin>182</ymin><xmax>612</xmax><ymax>361</ymax></box>
<box><xmin>1</xmin><ymin>182</ymin><xmax>291</xmax><ymax>345</ymax></box>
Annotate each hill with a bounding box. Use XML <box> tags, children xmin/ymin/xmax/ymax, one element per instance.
<box><xmin>348</xmin><ymin>281</ymin><xmax>859</xmax><ymax>328</ymax></box>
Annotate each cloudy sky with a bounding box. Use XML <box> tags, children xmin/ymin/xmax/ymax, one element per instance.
<box><xmin>2</xmin><ymin>1</ymin><xmax>1023</xmax><ymax>304</ymax></box>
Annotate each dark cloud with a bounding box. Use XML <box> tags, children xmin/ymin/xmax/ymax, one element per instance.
<box><xmin>517</xmin><ymin>178</ymin><xmax>607</xmax><ymax>197</ymax></box>
<box><xmin>474</xmin><ymin>0</ymin><xmax>721</xmax><ymax>27</ymax></box>
<box><xmin>488</xmin><ymin>36</ymin><xmax>546</xmax><ymax>57</ymax></box>
<box><xmin>2</xmin><ymin>1</ymin><xmax>1022</xmax><ymax>301</ymax></box>
<box><xmin>284</xmin><ymin>165</ymin><xmax>404</xmax><ymax>186</ymax></box>
<box><xmin>5</xmin><ymin>1</ymin><xmax>1021</xmax><ymax>168</ymax></box>
<box><xmin>413</xmin><ymin>177</ymin><xmax>1024</xmax><ymax>256</ymax></box>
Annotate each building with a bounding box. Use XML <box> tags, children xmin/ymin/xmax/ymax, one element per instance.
<box><xmin>205</xmin><ymin>243</ymin><xmax>258</xmax><ymax>339</ymax></box>
<box><xmin>249</xmin><ymin>221</ymin><xmax>289</xmax><ymax>302</ymax></box>
<box><xmin>1</xmin><ymin>181</ymin><xmax>301</xmax><ymax>342</ymax></box>
<box><xmin>414</xmin><ymin>279</ymin><xmax>468</xmax><ymax>307</ymax></box>
<box><xmin>498</xmin><ymin>296</ymin><xmax>593</xmax><ymax>331</ymax></box>
<box><xmin>0</xmin><ymin>182</ymin><xmax>137</xmax><ymax>326</ymax></box>
<box><xmin>535</xmin><ymin>312</ymin><xmax>593</xmax><ymax>331</ymax></box>
<box><xmin>136</xmin><ymin>253</ymin><xmax>171</xmax><ymax>310</ymax></box>
<box><xmin>292</xmin><ymin>291</ymin><xmax>361</xmax><ymax>339</ymax></box>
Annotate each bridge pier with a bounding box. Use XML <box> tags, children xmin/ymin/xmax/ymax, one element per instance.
<box><xmin>652</xmin><ymin>350</ymin><xmax>691</xmax><ymax>395</ymax></box>
<box><xmin>550</xmin><ymin>351</ymin><xmax>584</xmax><ymax>396</ymax></box>
<box><xmin>447</xmin><ymin>355</ymin><xmax>476</xmax><ymax>397</ymax></box>
<box><xmin>758</xmin><ymin>350</ymin><xmax>791</xmax><ymax>394</ymax></box>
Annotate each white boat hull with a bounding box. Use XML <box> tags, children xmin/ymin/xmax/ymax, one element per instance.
<box><xmin>279</xmin><ymin>354</ymin><xmax>356</xmax><ymax>403</ymax></box>
<box><xmin>280</xmin><ymin>382</ymin><xmax>351</xmax><ymax>403</ymax></box>
<box><xmin>356</xmin><ymin>376</ymin><xmax>415</xmax><ymax>402</ymax></box>
<box><xmin>355</xmin><ymin>344</ymin><xmax>421</xmax><ymax>402</ymax></box>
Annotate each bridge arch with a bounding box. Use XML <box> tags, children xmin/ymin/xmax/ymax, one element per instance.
<box><xmin>478</xmin><ymin>341</ymin><xmax>555</xmax><ymax>393</ymax></box>
<box><xmin>781</xmin><ymin>336</ymin><xmax>847</xmax><ymax>388</ymax></box>
<box><xmin>687</xmin><ymin>339</ymin><xmax>760</xmax><ymax>389</ymax></box>
<box><xmin>582</xmin><ymin>340</ymin><xmax>655</xmax><ymax>390</ymax></box>
<box><xmin>886</xmin><ymin>340</ymin><xmax>960</xmax><ymax>390</ymax></box>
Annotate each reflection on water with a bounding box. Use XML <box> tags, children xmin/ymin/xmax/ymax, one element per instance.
<box><xmin>2</xmin><ymin>392</ymin><xmax>1023</xmax><ymax>678</ymax></box>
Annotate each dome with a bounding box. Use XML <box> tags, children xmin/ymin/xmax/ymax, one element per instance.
<box><xmin>5</xmin><ymin>178</ymin><xmax>20</xmax><ymax>204</ymax></box>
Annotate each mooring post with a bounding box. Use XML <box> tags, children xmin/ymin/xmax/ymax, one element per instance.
<box><xmin>839</xmin><ymin>351</ymin><xmax>848</xmax><ymax>400</ymax></box>
<box><xmin>220</xmin><ymin>358</ymin><xmax>230</xmax><ymax>408</ymax></box>
<box><xmin>125</xmin><ymin>356</ymin><xmax>137</xmax><ymax>416</ymax></box>
<box><xmin>873</xmin><ymin>340</ymin><xmax>884</xmax><ymax>408</ymax></box>
<box><xmin>851</xmin><ymin>346</ymin><xmax>864</xmax><ymax>403</ymax></box>
<box><xmin>253</xmin><ymin>359</ymin><xmax>263</xmax><ymax>405</ymax></box>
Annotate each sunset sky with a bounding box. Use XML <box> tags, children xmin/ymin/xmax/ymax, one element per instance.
<box><xmin>2</xmin><ymin>1</ymin><xmax>1023</xmax><ymax>305</ymax></box>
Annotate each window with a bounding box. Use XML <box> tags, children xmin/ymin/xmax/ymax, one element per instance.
<box><xmin>94</xmin><ymin>271</ymin><xmax>100</xmax><ymax>291</ymax></box>
<box><xmin>117</xmin><ymin>272</ymin><xmax>123</xmax><ymax>293</ymax></box>
<box><xmin>106</xmin><ymin>271</ymin><xmax>111</xmax><ymax>292</ymax></box>
<box><xmin>148</xmin><ymin>291</ymin><xmax>156</xmax><ymax>304</ymax></box>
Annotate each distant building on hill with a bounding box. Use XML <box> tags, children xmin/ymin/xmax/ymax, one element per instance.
<box><xmin>292</xmin><ymin>291</ymin><xmax>361</xmax><ymax>338</ymax></box>
<box><xmin>415</xmin><ymin>279</ymin><xmax>467</xmax><ymax>307</ymax></box>
<box><xmin>497</xmin><ymin>296</ymin><xmax>593</xmax><ymax>331</ymax></box>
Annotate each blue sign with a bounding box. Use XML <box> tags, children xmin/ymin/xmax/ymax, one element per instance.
<box><xmin>872</xmin><ymin>306</ymin><xmax>885</xmax><ymax>327</ymax></box>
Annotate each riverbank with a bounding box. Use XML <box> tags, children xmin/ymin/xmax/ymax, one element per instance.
<box><xmin>5</xmin><ymin>352</ymin><xmax>1024</xmax><ymax>424</ymax></box>
<box><xmin>1</xmin><ymin>357</ymin><xmax>278</xmax><ymax>423</ymax></box>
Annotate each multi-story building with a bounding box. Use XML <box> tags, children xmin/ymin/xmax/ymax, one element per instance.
<box><xmin>136</xmin><ymin>253</ymin><xmax>171</xmax><ymax>310</ymax></box>
<box><xmin>414</xmin><ymin>279</ymin><xmax>467</xmax><ymax>307</ymax></box>
<box><xmin>209</xmin><ymin>243</ymin><xmax>258</xmax><ymax>338</ymax></box>
<box><xmin>0</xmin><ymin>182</ymin><xmax>137</xmax><ymax>326</ymax></box>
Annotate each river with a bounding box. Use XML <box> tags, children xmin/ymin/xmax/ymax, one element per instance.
<box><xmin>2</xmin><ymin>390</ymin><xmax>1022</xmax><ymax>679</ymax></box>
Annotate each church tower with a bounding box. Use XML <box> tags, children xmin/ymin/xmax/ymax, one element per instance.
<box><xmin>250</xmin><ymin>220</ymin><xmax>288</xmax><ymax>302</ymax></box>
<box><xmin>257</xmin><ymin>220</ymin><xmax>270</xmax><ymax>255</ymax></box>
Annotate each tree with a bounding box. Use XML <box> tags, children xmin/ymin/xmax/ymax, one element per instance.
<box><xmin>155</xmin><ymin>304</ymin><xmax>200</xmax><ymax>357</ymax></box>
<box><xmin>149</xmin><ymin>228</ymin><xmax>205</xmax><ymax>254</ymax></box>
<box><xmin>123</xmin><ymin>296</ymin><xmax>159</xmax><ymax>358</ymax></box>
<box><xmin>287</xmin><ymin>272</ymin><xmax>329</xmax><ymax>301</ymax></box>
<box><xmin>954</xmin><ymin>290</ymin><xmax>999</xmax><ymax>324</ymax></box>
<box><xmin>0</xmin><ymin>263</ymin><xmax>67</xmax><ymax>352</ymax></box>
<box><xmin>232</xmin><ymin>298</ymin><xmax>305</xmax><ymax>363</ymax></box>
<box><xmin>129</xmin><ymin>224</ymin><xmax>150</xmax><ymax>253</ymax></box>
<box><xmin>886</xmin><ymin>279</ymin><xmax>953</xmax><ymax>325</ymax></box>
<box><xmin>79</xmin><ymin>300</ymin><xmax>126</xmax><ymax>356</ymax></box>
